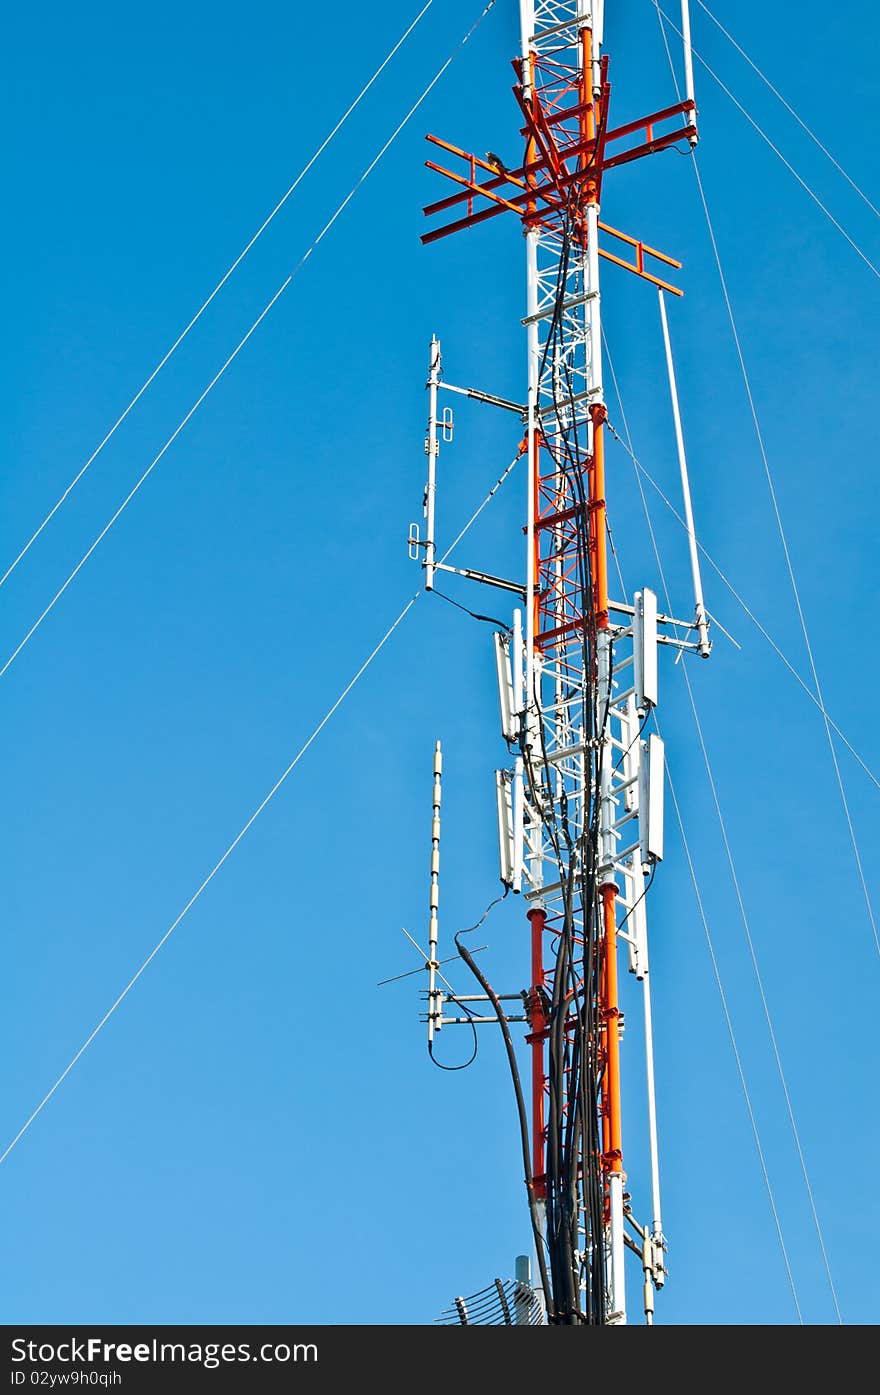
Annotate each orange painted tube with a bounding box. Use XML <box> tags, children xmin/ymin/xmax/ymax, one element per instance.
<box><xmin>597</xmin><ymin>220</ymin><xmax>683</xmax><ymax>268</ymax></box>
<box><xmin>590</xmin><ymin>402</ymin><xmax>609</xmax><ymax>627</ymax></box>
<box><xmin>581</xmin><ymin>28</ymin><xmax>595</xmax><ymax>145</ymax></box>
<box><xmin>601</xmin><ymin>882</ymin><xmax>623</xmax><ymax>1171</ymax></box>
<box><xmin>579</xmin><ymin>28</ymin><xmax>596</xmax><ymax>247</ymax></box>
<box><xmin>600</xmin><ymin>944</ymin><xmax>611</xmax><ymax>1161</ymax></box>
<box><xmin>528</xmin><ymin>907</ymin><xmax>547</xmax><ymax>1194</ymax></box>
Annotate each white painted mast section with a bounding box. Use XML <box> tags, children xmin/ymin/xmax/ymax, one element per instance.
<box><xmin>680</xmin><ymin>0</ymin><xmax>697</xmax><ymax>145</ymax></box>
<box><xmin>591</xmin><ymin>0</ymin><xmax>604</xmax><ymax>89</ymax></box>
<box><xmin>424</xmin><ymin>337</ymin><xmax>441</xmax><ymax>590</ymax></box>
<box><xmin>658</xmin><ymin>290</ymin><xmax>711</xmax><ymax>657</ymax></box>
<box><xmin>512</xmin><ymin>607</ymin><xmax>525</xmax><ymax>895</ymax></box>
<box><xmin>642</xmin><ymin>974</ymin><xmax>663</xmax><ymax>1239</ymax></box>
<box><xmin>628</xmin><ymin>854</ymin><xmax>663</xmax><ymax>1241</ymax></box>
<box><xmin>519</xmin><ymin>0</ymin><xmax>547</xmax><ymax>1267</ymax></box>
<box><xmin>520</xmin><ymin>0</ymin><xmax>543</xmax><ymax>907</ymax></box>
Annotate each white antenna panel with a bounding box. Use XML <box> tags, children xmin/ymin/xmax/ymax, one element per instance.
<box><xmin>494</xmin><ymin>632</ymin><xmax>518</xmax><ymax>743</ymax></box>
<box><xmin>634</xmin><ymin>588</ymin><xmax>658</xmax><ymax>711</ymax></box>
<box><xmin>639</xmin><ymin>734</ymin><xmax>665</xmax><ymax>866</ymax></box>
<box><xmin>495</xmin><ymin>769</ymin><xmax>516</xmax><ymax>888</ymax></box>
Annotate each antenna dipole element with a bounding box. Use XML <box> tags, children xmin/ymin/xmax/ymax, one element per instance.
<box><xmin>658</xmin><ymin>289</ymin><xmax>711</xmax><ymax>656</ymax></box>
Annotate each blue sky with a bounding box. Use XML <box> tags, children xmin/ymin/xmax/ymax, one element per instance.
<box><xmin>1</xmin><ymin>0</ymin><xmax>878</xmax><ymax>1325</ymax></box>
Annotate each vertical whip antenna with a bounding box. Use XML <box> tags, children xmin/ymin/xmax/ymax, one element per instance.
<box><xmin>658</xmin><ymin>289</ymin><xmax>711</xmax><ymax>657</ymax></box>
<box><xmin>426</xmin><ymin>740</ymin><xmax>443</xmax><ymax>1044</ymax></box>
<box><xmin>680</xmin><ymin>0</ymin><xmax>698</xmax><ymax>145</ymax></box>
<box><xmin>424</xmin><ymin>337</ymin><xmax>441</xmax><ymax>590</ymax></box>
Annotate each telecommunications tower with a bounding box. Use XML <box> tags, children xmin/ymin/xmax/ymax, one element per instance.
<box><xmin>406</xmin><ymin>0</ymin><xmax>711</xmax><ymax>1325</ymax></box>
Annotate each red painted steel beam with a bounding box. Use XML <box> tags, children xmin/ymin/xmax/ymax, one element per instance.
<box><xmin>602</xmin><ymin>123</ymin><xmax>698</xmax><ymax>171</ymax></box>
<box><xmin>534</xmin><ymin>502</ymin><xmax>587</xmax><ymax>533</ymax></box>
<box><xmin>604</xmin><ymin>97</ymin><xmax>694</xmax><ymax>144</ymax></box>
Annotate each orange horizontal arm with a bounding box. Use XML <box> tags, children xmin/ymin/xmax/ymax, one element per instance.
<box><xmin>598</xmin><ymin>247</ymin><xmax>683</xmax><ymax>296</ymax></box>
<box><xmin>425</xmin><ymin>133</ymin><xmax>527</xmax><ymax>188</ymax></box>
<box><xmin>598</xmin><ymin>220</ymin><xmax>682</xmax><ymax>270</ymax></box>
<box><xmin>424</xmin><ymin>161</ymin><xmax>524</xmax><ymax>217</ymax></box>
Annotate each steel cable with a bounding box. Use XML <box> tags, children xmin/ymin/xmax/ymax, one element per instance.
<box><xmin>0</xmin><ymin>0</ymin><xmax>435</xmax><ymax>591</ymax></box>
<box><xmin>694</xmin><ymin>0</ymin><xmax>880</xmax><ymax>222</ymax></box>
<box><xmin>605</xmin><ymin>338</ymin><xmax>839</xmax><ymax>1324</ymax></box>
<box><xmin>604</xmin><ymin>421</ymin><xmax>880</xmax><ymax>798</ymax></box>
<box><xmin>0</xmin><ymin>448</ymin><xmax>517</xmax><ymax>1168</ymax></box>
<box><xmin>0</xmin><ymin>0</ymin><xmax>499</xmax><ymax>682</ymax></box>
<box><xmin>653</xmin><ymin>2</ymin><xmax>880</xmax><ymax>966</ymax></box>
<box><xmin>654</xmin><ymin>3</ymin><xmax>880</xmax><ymax>281</ymax></box>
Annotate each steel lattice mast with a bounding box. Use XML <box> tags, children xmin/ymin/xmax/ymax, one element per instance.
<box><xmin>410</xmin><ymin>0</ymin><xmax>710</xmax><ymax>1326</ymax></box>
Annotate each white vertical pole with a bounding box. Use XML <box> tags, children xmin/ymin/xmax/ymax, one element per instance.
<box><xmin>513</xmin><ymin>755</ymin><xmax>524</xmax><ymax>894</ymax></box>
<box><xmin>585</xmin><ymin>204</ymin><xmax>603</xmax><ymax>400</ymax></box>
<box><xmin>511</xmin><ymin>605</ymin><xmax>525</xmax><ymax>896</ymax></box>
<box><xmin>520</xmin><ymin>0</ymin><xmax>542</xmax><ymax>901</ymax></box>
<box><xmin>512</xmin><ymin>607</ymin><xmax>524</xmax><ymax>719</ymax></box>
<box><xmin>608</xmin><ymin>1173</ymin><xmax>627</xmax><ymax>1321</ymax></box>
<box><xmin>591</xmin><ymin>0</ymin><xmax>605</xmax><ymax>94</ymax></box>
<box><xmin>657</xmin><ymin>290</ymin><xmax>711</xmax><ymax>657</ymax></box>
<box><xmin>426</xmin><ymin>740</ymin><xmax>443</xmax><ymax>1044</ymax></box>
<box><xmin>424</xmin><ymin>336</ymin><xmax>441</xmax><ymax>590</ymax></box>
<box><xmin>680</xmin><ymin>0</ymin><xmax>697</xmax><ymax>145</ymax></box>
<box><xmin>523</xmin><ymin>189</ymin><xmax>538</xmax><ymax>680</ymax></box>
<box><xmin>642</xmin><ymin>971</ymin><xmax>663</xmax><ymax>1239</ymax></box>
